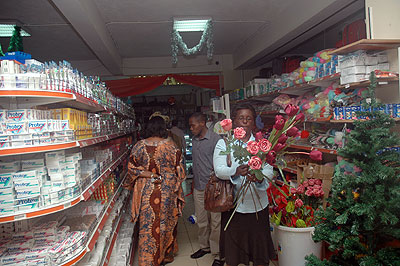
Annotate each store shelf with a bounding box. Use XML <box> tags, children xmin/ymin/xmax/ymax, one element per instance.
<box><xmin>0</xmin><ymin>142</ymin><xmax>77</xmax><ymax>157</ymax></box>
<box><xmin>306</xmin><ymin>115</ymin><xmax>332</xmax><ymax>122</ymax></box>
<box><xmin>289</xmin><ymin>144</ymin><xmax>337</xmax><ymax>155</ymax></box>
<box><xmin>331</xmin><ymin>117</ymin><xmax>400</xmax><ymax>123</ymax></box>
<box><xmin>81</xmin><ymin>149</ymin><xmax>130</xmax><ymax>201</ymax></box>
<box><xmin>102</xmin><ymin>214</ymin><xmax>124</xmax><ymax>266</ymax></box>
<box><xmin>0</xmin><ymin>89</ymin><xmax>120</xmax><ymax>114</ymax></box>
<box><xmin>279</xmin><ymin>73</ymin><xmax>340</xmax><ymax>96</ymax></box>
<box><xmin>331</xmin><ymin>39</ymin><xmax>400</xmax><ymax>55</ymax></box>
<box><xmin>0</xmin><ymin>131</ymin><xmax>131</xmax><ymax>157</ymax></box>
<box><xmin>60</xmin><ymin>172</ymin><xmax>128</xmax><ymax>266</ymax></box>
<box><xmin>0</xmin><ymin>149</ymin><xmax>130</xmax><ymax>224</ymax></box>
<box><xmin>338</xmin><ymin>74</ymin><xmax>399</xmax><ymax>89</ymax></box>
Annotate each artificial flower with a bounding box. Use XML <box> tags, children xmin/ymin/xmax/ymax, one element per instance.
<box><xmin>273</xmin><ymin>115</ymin><xmax>285</xmax><ymax>130</ymax></box>
<box><xmin>295</xmin><ymin>112</ymin><xmax>305</xmax><ymax>122</ymax></box>
<box><xmin>310</xmin><ymin>150</ymin><xmax>323</xmax><ymax>161</ymax></box>
<box><xmin>220</xmin><ymin>119</ymin><xmax>232</xmax><ymax>131</ymax></box>
<box><xmin>295</xmin><ymin>199</ymin><xmax>303</xmax><ymax>208</ymax></box>
<box><xmin>277</xmin><ymin>134</ymin><xmax>288</xmax><ymax>144</ymax></box>
<box><xmin>285</xmin><ymin>104</ymin><xmax>300</xmax><ymax>116</ymax></box>
<box><xmin>258</xmin><ymin>139</ymin><xmax>272</xmax><ymax>153</ymax></box>
<box><xmin>248</xmin><ymin>156</ymin><xmax>262</xmax><ymax>170</ymax></box>
<box><xmin>265</xmin><ymin>150</ymin><xmax>276</xmax><ymax>165</ymax></box>
<box><xmin>286</xmin><ymin>127</ymin><xmax>299</xmax><ymax>137</ymax></box>
<box><xmin>246</xmin><ymin>141</ymin><xmax>259</xmax><ymax>155</ymax></box>
<box><xmin>255</xmin><ymin>131</ymin><xmax>263</xmax><ymax>142</ymax></box>
<box><xmin>233</xmin><ymin>127</ymin><xmax>246</xmax><ymax>140</ymax></box>
<box><xmin>272</xmin><ymin>143</ymin><xmax>286</xmax><ymax>152</ymax></box>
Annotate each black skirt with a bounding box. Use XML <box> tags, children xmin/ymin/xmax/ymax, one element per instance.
<box><xmin>220</xmin><ymin>207</ymin><xmax>276</xmax><ymax>266</ymax></box>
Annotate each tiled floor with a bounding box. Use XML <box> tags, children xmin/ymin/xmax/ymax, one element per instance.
<box><xmin>132</xmin><ymin>179</ymin><xmax>278</xmax><ymax>266</ymax></box>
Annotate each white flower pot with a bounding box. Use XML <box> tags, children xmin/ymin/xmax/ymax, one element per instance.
<box><xmin>274</xmin><ymin>225</ymin><xmax>322</xmax><ymax>266</ymax></box>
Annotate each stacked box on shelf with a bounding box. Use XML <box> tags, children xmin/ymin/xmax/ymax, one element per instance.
<box><xmin>338</xmin><ymin>50</ymin><xmax>390</xmax><ymax>84</ymax></box>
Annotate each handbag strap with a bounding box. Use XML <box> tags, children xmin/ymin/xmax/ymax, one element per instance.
<box><xmin>222</xmin><ymin>137</ymin><xmax>232</xmax><ymax>167</ymax></box>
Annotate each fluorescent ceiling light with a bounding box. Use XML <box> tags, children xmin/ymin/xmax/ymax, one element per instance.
<box><xmin>173</xmin><ymin>19</ymin><xmax>210</xmax><ymax>32</ymax></box>
<box><xmin>0</xmin><ymin>24</ymin><xmax>31</xmax><ymax>37</ymax></box>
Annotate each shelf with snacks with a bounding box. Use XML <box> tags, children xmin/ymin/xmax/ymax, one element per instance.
<box><xmin>0</xmin><ymin>130</ymin><xmax>133</xmax><ymax>157</ymax></box>
<box><xmin>0</xmin><ymin>147</ymin><xmax>131</xmax><ymax>224</ymax></box>
<box><xmin>59</xmin><ymin>172</ymin><xmax>129</xmax><ymax>266</ymax></box>
<box><xmin>330</xmin><ymin>39</ymin><xmax>400</xmax><ymax>55</ymax></box>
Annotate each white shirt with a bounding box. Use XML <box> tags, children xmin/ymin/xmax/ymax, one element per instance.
<box><xmin>213</xmin><ymin>135</ymin><xmax>273</xmax><ymax>213</ymax></box>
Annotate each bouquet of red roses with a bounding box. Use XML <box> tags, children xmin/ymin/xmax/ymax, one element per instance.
<box><xmin>219</xmin><ymin>104</ymin><xmax>322</xmax><ymax>229</ymax></box>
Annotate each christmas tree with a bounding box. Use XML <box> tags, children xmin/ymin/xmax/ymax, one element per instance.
<box><xmin>7</xmin><ymin>26</ymin><xmax>23</xmax><ymax>52</ymax></box>
<box><xmin>305</xmin><ymin>72</ymin><xmax>400</xmax><ymax>266</ymax></box>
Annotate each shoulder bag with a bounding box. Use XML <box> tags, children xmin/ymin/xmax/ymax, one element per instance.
<box><xmin>204</xmin><ymin>138</ymin><xmax>234</xmax><ymax>212</ymax></box>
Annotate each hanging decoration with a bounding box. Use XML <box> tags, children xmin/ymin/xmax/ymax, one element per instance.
<box><xmin>7</xmin><ymin>26</ymin><xmax>24</xmax><ymax>52</ymax></box>
<box><xmin>171</xmin><ymin>20</ymin><xmax>214</xmax><ymax>64</ymax></box>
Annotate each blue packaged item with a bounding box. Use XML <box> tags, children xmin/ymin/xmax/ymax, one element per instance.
<box><xmin>351</xmin><ymin>106</ymin><xmax>361</xmax><ymax>120</ymax></box>
<box><xmin>0</xmin><ymin>52</ymin><xmax>32</xmax><ymax>64</ymax></box>
<box><xmin>385</xmin><ymin>104</ymin><xmax>394</xmax><ymax>118</ymax></box>
<box><xmin>337</xmin><ymin>107</ymin><xmax>345</xmax><ymax>120</ymax></box>
<box><xmin>188</xmin><ymin>214</ymin><xmax>197</xmax><ymax>224</ymax></box>
<box><xmin>345</xmin><ymin>107</ymin><xmax>353</xmax><ymax>120</ymax></box>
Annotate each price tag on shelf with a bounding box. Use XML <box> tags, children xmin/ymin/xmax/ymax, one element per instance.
<box><xmin>14</xmin><ymin>213</ymin><xmax>26</xmax><ymax>220</ymax></box>
<box><xmin>64</xmin><ymin>202</ymin><xmax>71</xmax><ymax>208</ymax></box>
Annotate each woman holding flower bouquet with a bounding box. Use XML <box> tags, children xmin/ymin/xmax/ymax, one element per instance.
<box><xmin>213</xmin><ymin>104</ymin><xmax>276</xmax><ymax>266</ymax></box>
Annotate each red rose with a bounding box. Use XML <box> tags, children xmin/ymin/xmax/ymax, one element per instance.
<box><xmin>255</xmin><ymin>131</ymin><xmax>263</xmax><ymax>142</ymax></box>
<box><xmin>272</xmin><ymin>143</ymin><xmax>286</xmax><ymax>152</ymax></box>
<box><xmin>278</xmin><ymin>134</ymin><xmax>288</xmax><ymax>144</ymax></box>
<box><xmin>246</xmin><ymin>141</ymin><xmax>259</xmax><ymax>155</ymax></box>
<box><xmin>273</xmin><ymin>115</ymin><xmax>285</xmax><ymax>131</ymax></box>
<box><xmin>258</xmin><ymin>139</ymin><xmax>272</xmax><ymax>153</ymax></box>
<box><xmin>286</xmin><ymin>127</ymin><xmax>299</xmax><ymax>137</ymax></box>
<box><xmin>265</xmin><ymin>150</ymin><xmax>276</xmax><ymax>165</ymax></box>
<box><xmin>220</xmin><ymin>119</ymin><xmax>232</xmax><ymax>131</ymax></box>
<box><xmin>285</xmin><ymin>104</ymin><xmax>300</xmax><ymax>117</ymax></box>
<box><xmin>295</xmin><ymin>112</ymin><xmax>305</xmax><ymax>122</ymax></box>
<box><xmin>295</xmin><ymin>199</ymin><xmax>303</xmax><ymax>208</ymax></box>
<box><xmin>234</xmin><ymin>127</ymin><xmax>246</xmax><ymax>140</ymax></box>
<box><xmin>248</xmin><ymin>156</ymin><xmax>262</xmax><ymax>170</ymax></box>
<box><xmin>310</xmin><ymin>150</ymin><xmax>323</xmax><ymax>161</ymax></box>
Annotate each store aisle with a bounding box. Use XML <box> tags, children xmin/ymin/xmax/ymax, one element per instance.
<box><xmin>132</xmin><ymin>179</ymin><xmax>278</xmax><ymax>266</ymax></box>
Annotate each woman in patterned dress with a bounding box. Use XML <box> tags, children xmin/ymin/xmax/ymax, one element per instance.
<box><xmin>125</xmin><ymin>116</ymin><xmax>186</xmax><ymax>266</ymax></box>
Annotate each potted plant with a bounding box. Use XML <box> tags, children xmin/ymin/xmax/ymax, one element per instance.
<box><xmin>267</xmin><ymin>176</ymin><xmax>325</xmax><ymax>266</ymax></box>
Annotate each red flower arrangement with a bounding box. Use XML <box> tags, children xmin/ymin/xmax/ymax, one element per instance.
<box><xmin>219</xmin><ymin>105</ymin><xmax>323</xmax><ymax>229</ymax></box>
<box><xmin>268</xmin><ymin>177</ymin><xmax>325</xmax><ymax>228</ymax></box>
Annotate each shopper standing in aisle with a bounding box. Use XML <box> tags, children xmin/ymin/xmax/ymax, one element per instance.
<box><xmin>188</xmin><ymin>112</ymin><xmax>224</xmax><ymax>266</ymax></box>
<box><xmin>124</xmin><ymin>114</ymin><xmax>186</xmax><ymax>266</ymax></box>
<box><xmin>213</xmin><ymin>103</ymin><xmax>276</xmax><ymax>266</ymax></box>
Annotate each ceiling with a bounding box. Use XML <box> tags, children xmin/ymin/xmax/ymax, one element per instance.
<box><xmin>0</xmin><ymin>0</ymin><xmax>363</xmax><ymax>79</ymax></box>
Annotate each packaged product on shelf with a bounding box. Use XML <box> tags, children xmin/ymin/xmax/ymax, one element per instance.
<box><xmin>5</xmin><ymin>122</ymin><xmax>28</xmax><ymax>135</ymax></box>
<box><xmin>0</xmin><ymin>173</ymin><xmax>12</xmax><ymax>188</ymax></box>
<box><xmin>7</xmin><ymin>109</ymin><xmax>34</xmax><ymax>122</ymax></box>
<box><xmin>0</xmin><ymin>137</ymin><xmax>10</xmax><ymax>149</ymax></box>
<box><xmin>0</xmin><ymin>161</ymin><xmax>20</xmax><ymax>173</ymax></box>
<box><xmin>22</xmin><ymin>159</ymin><xmax>45</xmax><ymax>170</ymax></box>
<box><xmin>15</xmin><ymin>187</ymin><xmax>41</xmax><ymax>199</ymax></box>
<box><xmin>13</xmin><ymin>169</ymin><xmax>39</xmax><ymax>180</ymax></box>
<box><xmin>0</xmin><ymin>188</ymin><xmax>14</xmax><ymax>198</ymax></box>
<box><xmin>27</xmin><ymin>120</ymin><xmax>48</xmax><ymax>134</ymax></box>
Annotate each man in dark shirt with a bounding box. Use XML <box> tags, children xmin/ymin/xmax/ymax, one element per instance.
<box><xmin>189</xmin><ymin>112</ymin><xmax>223</xmax><ymax>266</ymax></box>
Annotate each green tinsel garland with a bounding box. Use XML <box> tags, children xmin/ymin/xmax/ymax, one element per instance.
<box><xmin>0</xmin><ymin>44</ymin><xmax>4</xmax><ymax>57</ymax></box>
<box><xmin>171</xmin><ymin>20</ymin><xmax>214</xmax><ymax>64</ymax></box>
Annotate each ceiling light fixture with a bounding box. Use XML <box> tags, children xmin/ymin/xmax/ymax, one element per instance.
<box><xmin>0</xmin><ymin>20</ymin><xmax>30</xmax><ymax>37</ymax></box>
<box><xmin>173</xmin><ymin>19</ymin><xmax>210</xmax><ymax>32</ymax></box>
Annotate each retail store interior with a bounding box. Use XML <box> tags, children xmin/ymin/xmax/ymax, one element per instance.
<box><xmin>0</xmin><ymin>0</ymin><xmax>399</xmax><ymax>266</ymax></box>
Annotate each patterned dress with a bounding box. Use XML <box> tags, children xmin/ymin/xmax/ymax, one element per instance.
<box><xmin>125</xmin><ymin>139</ymin><xmax>185</xmax><ymax>266</ymax></box>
